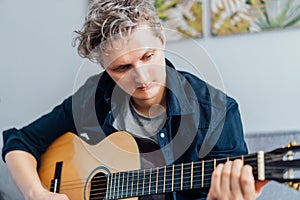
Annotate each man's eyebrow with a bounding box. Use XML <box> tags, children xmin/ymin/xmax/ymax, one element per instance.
<box><xmin>108</xmin><ymin>48</ymin><xmax>157</xmax><ymax>68</ymax></box>
<box><xmin>144</xmin><ymin>47</ymin><xmax>155</xmax><ymax>52</ymax></box>
<box><xmin>141</xmin><ymin>48</ymin><xmax>156</xmax><ymax>55</ymax></box>
<box><xmin>109</xmin><ymin>61</ymin><xmax>130</xmax><ymax>69</ymax></box>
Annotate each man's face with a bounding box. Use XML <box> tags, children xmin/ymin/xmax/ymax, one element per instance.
<box><xmin>101</xmin><ymin>27</ymin><xmax>166</xmax><ymax>105</ymax></box>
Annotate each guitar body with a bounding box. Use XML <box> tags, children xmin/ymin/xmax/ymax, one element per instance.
<box><xmin>39</xmin><ymin>131</ymin><xmax>140</xmax><ymax>200</ymax></box>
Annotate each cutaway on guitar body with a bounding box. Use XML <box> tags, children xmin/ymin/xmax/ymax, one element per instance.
<box><xmin>39</xmin><ymin>131</ymin><xmax>140</xmax><ymax>200</ymax></box>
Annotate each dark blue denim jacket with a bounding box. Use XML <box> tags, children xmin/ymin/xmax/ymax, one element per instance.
<box><xmin>2</xmin><ymin>59</ymin><xmax>248</xmax><ymax>199</ymax></box>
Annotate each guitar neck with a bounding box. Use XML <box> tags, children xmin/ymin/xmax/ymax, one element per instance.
<box><xmin>106</xmin><ymin>154</ymin><xmax>259</xmax><ymax>199</ymax></box>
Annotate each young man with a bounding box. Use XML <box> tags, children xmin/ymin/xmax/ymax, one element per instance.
<box><xmin>2</xmin><ymin>0</ymin><xmax>265</xmax><ymax>199</ymax></box>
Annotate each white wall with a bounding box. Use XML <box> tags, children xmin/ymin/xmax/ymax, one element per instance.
<box><xmin>1</xmin><ymin>0</ymin><xmax>300</xmax><ymax>136</ymax></box>
<box><xmin>200</xmin><ymin>30</ymin><xmax>300</xmax><ymax>133</ymax></box>
<box><xmin>0</xmin><ymin>1</ymin><xmax>88</xmax><ymax>198</ymax></box>
<box><xmin>0</xmin><ymin>0</ymin><xmax>87</xmax><ymax>131</ymax></box>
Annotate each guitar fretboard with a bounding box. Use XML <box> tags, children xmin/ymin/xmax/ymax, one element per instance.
<box><xmin>105</xmin><ymin>154</ymin><xmax>258</xmax><ymax>199</ymax></box>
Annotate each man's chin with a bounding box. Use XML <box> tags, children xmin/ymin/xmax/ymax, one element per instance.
<box><xmin>131</xmin><ymin>95</ymin><xmax>154</xmax><ymax>102</ymax></box>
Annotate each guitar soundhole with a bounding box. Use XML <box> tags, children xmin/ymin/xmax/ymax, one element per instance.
<box><xmin>89</xmin><ymin>172</ymin><xmax>107</xmax><ymax>199</ymax></box>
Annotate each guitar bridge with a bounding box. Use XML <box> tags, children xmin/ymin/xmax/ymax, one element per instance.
<box><xmin>50</xmin><ymin>161</ymin><xmax>63</xmax><ymax>193</ymax></box>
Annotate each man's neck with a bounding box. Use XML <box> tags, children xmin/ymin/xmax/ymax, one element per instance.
<box><xmin>131</xmin><ymin>91</ymin><xmax>166</xmax><ymax>117</ymax></box>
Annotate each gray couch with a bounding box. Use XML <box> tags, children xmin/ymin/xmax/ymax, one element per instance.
<box><xmin>1</xmin><ymin>131</ymin><xmax>300</xmax><ymax>199</ymax></box>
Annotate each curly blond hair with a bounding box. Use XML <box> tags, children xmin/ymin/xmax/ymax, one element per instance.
<box><xmin>74</xmin><ymin>0</ymin><xmax>163</xmax><ymax>63</ymax></box>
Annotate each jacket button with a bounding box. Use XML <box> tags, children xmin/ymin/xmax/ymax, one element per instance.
<box><xmin>160</xmin><ymin>132</ymin><xmax>165</xmax><ymax>138</ymax></box>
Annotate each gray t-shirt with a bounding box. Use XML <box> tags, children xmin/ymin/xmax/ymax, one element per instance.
<box><xmin>113</xmin><ymin>100</ymin><xmax>168</xmax><ymax>200</ymax></box>
<box><xmin>113</xmin><ymin>100</ymin><xmax>167</xmax><ymax>143</ymax></box>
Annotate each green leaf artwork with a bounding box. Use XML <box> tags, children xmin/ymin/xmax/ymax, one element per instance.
<box><xmin>211</xmin><ymin>0</ymin><xmax>300</xmax><ymax>36</ymax></box>
<box><xmin>155</xmin><ymin>0</ymin><xmax>203</xmax><ymax>41</ymax></box>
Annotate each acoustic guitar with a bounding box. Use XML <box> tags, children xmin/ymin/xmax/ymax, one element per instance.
<box><xmin>39</xmin><ymin>131</ymin><xmax>300</xmax><ymax>200</ymax></box>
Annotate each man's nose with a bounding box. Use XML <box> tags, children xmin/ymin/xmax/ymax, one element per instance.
<box><xmin>132</xmin><ymin>64</ymin><xmax>148</xmax><ymax>84</ymax></box>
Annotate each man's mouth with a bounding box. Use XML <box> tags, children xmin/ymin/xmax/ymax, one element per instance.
<box><xmin>137</xmin><ymin>82</ymin><xmax>153</xmax><ymax>91</ymax></box>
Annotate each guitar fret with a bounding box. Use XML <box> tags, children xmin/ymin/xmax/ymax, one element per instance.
<box><xmin>117</xmin><ymin>172</ymin><xmax>122</xmax><ymax>198</ymax></box>
<box><xmin>150</xmin><ymin>167</ymin><xmax>155</xmax><ymax>194</ymax></box>
<box><xmin>156</xmin><ymin>167</ymin><xmax>159</xmax><ymax>194</ymax></box>
<box><xmin>112</xmin><ymin>173</ymin><xmax>116</xmax><ymax>199</ymax></box>
<box><xmin>171</xmin><ymin>165</ymin><xmax>174</xmax><ymax>191</ymax></box>
<box><xmin>121</xmin><ymin>172</ymin><xmax>125</xmax><ymax>198</ymax></box>
<box><xmin>108</xmin><ymin>173</ymin><xmax>111</xmax><ymax>199</ymax></box>
<box><xmin>191</xmin><ymin>162</ymin><xmax>194</xmax><ymax>189</ymax></box>
<box><xmin>126</xmin><ymin>172</ymin><xmax>129</xmax><ymax>198</ymax></box>
<box><xmin>202</xmin><ymin>160</ymin><xmax>204</xmax><ymax>187</ymax></box>
<box><xmin>136</xmin><ymin>170</ymin><xmax>139</xmax><ymax>196</ymax></box>
<box><xmin>163</xmin><ymin>166</ymin><xmax>166</xmax><ymax>193</ymax></box>
<box><xmin>181</xmin><ymin>163</ymin><xmax>183</xmax><ymax>190</ymax></box>
<box><xmin>117</xmin><ymin>172</ymin><xmax>120</xmax><ymax>198</ymax></box>
<box><xmin>112</xmin><ymin>173</ymin><xmax>115</xmax><ymax>199</ymax></box>
<box><xmin>214</xmin><ymin>159</ymin><xmax>216</xmax><ymax>169</ymax></box>
<box><xmin>106</xmin><ymin>174</ymin><xmax>110</xmax><ymax>199</ymax></box>
<box><xmin>114</xmin><ymin>173</ymin><xmax>117</xmax><ymax>199</ymax></box>
<box><xmin>144</xmin><ymin>169</ymin><xmax>149</xmax><ymax>196</ymax></box>
<box><xmin>111</xmin><ymin>173</ymin><xmax>114</xmax><ymax>199</ymax></box>
<box><xmin>131</xmin><ymin>171</ymin><xmax>134</xmax><ymax>197</ymax></box>
<box><xmin>143</xmin><ymin>169</ymin><xmax>146</xmax><ymax>195</ymax></box>
<box><xmin>124</xmin><ymin>172</ymin><xmax>127</xmax><ymax>198</ymax></box>
<box><xmin>137</xmin><ymin>169</ymin><xmax>143</xmax><ymax>197</ymax></box>
<box><xmin>242</xmin><ymin>155</ymin><xmax>244</xmax><ymax>165</ymax></box>
<box><xmin>117</xmin><ymin>173</ymin><xmax>120</xmax><ymax>198</ymax></box>
<box><xmin>149</xmin><ymin>168</ymin><xmax>152</xmax><ymax>195</ymax></box>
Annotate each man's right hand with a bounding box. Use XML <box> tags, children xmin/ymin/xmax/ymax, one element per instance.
<box><xmin>5</xmin><ymin>151</ymin><xmax>69</xmax><ymax>200</ymax></box>
<box><xmin>26</xmin><ymin>188</ymin><xmax>69</xmax><ymax>200</ymax></box>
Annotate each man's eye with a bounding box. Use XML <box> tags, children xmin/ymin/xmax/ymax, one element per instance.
<box><xmin>144</xmin><ymin>53</ymin><xmax>154</xmax><ymax>60</ymax></box>
<box><xmin>115</xmin><ymin>65</ymin><xmax>130</xmax><ymax>72</ymax></box>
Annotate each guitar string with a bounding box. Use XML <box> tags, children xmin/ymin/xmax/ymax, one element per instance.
<box><xmin>57</xmin><ymin>161</ymin><xmax>252</xmax><ymax>189</ymax></box>
<box><xmin>55</xmin><ymin>155</ymin><xmax>284</xmax><ymax>194</ymax></box>
<box><xmin>59</xmin><ymin>167</ymin><xmax>280</xmax><ymax>198</ymax></box>
<box><xmin>56</xmin><ymin>154</ymin><xmax>283</xmax><ymax>191</ymax></box>
<box><xmin>58</xmin><ymin>165</ymin><xmax>258</xmax><ymax>193</ymax></box>
<box><xmin>76</xmin><ymin>167</ymin><xmax>282</xmax><ymax>200</ymax></box>
<box><xmin>60</xmin><ymin>168</ymin><xmax>259</xmax><ymax>192</ymax></box>
<box><xmin>55</xmin><ymin>153</ymin><xmax>283</xmax><ymax>188</ymax></box>
<box><xmin>69</xmin><ymin>167</ymin><xmax>266</xmax><ymax>199</ymax></box>
<box><xmin>65</xmin><ymin>167</ymin><xmax>299</xmax><ymax>200</ymax></box>
<box><xmin>57</xmin><ymin>168</ymin><xmax>283</xmax><ymax>194</ymax></box>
